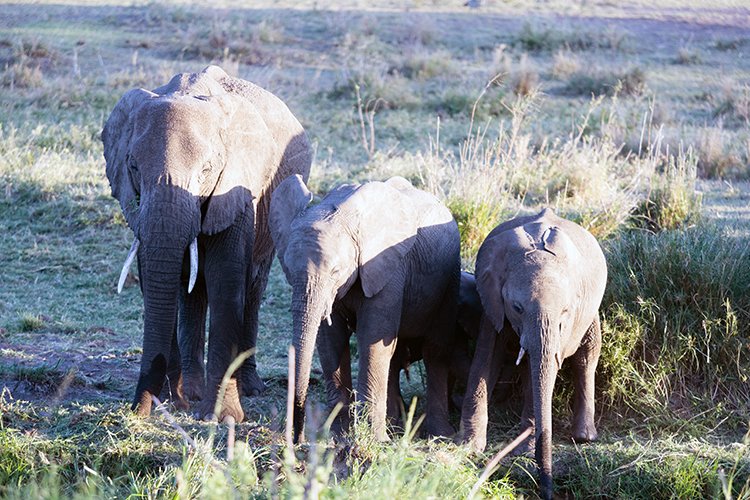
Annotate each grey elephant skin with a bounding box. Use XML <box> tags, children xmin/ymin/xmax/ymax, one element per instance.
<box><xmin>102</xmin><ymin>65</ymin><xmax>312</xmax><ymax>422</ymax></box>
<box><xmin>387</xmin><ymin>271</ymin><xmax>491</xmax><ymax>421</ymax></box>
<box><xmin>458</xmin><ymin>208</ymin><xmax>607</xmax><ymax>500</ymax></box>
<box><xmin>270</xmin><ymin>175</ymin><xmax>461</xmax><ymax>442</ymax></box>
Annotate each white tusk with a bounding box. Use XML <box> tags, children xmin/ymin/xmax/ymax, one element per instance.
<box><xmin>188</xmin><ymin>238</ymin><xmax>198</xmax><ymax>294</ymax></box>
<box><xmin>117</xmin><ymin>238</ymin><xmax>140</xmax><ymax>294</ymax></box>
<box><xmin>325</xmin><ymin>314</ymin><xmax>332</xmax><ymax>326</ymax></box>
<box><xmin>555</xmin><ymin>352</ymin><xmax>562</xmax><ymax>370</ymax></box>
<box><xmin>516</xmin><ymin>347</ymin><xmax>526</xmax><ymax>366</ymax></box>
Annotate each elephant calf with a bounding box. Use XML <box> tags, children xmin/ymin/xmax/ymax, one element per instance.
<box><xmin>269</xmin><ymin>175</ymin><xmax>461</xmax><ymax>442</ymax></box>
<box><xmin>458</xmin><ymin>208</ymin><xmax>607</xmax><ymax>500</ymax></box>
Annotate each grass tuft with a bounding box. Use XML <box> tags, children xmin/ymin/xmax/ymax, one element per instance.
<box><xmin>600</xmin><ymin>224</ymin><xmax>750</xmax><ymax>419</ymax></box>
<box><xmin>563</xmin><ymin>67</ymin><xmax>646</xmax><ymax>97</ymax></box>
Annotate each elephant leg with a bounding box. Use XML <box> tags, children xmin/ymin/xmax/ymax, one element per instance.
<box><xmin>386</xmin><ymin>355</ymin><xmax>405</xmax><ymax>427</ymax></box>
<box><xmin>161</xmin><ymin>319</ymin><xmax>188</xmax><ymax>410</ymax></box>
<box><xmin>178</xmin><ymin>270</ymin><xmax>207</xmax><ymax>402</ymax></box>
<box><xmin>317</xmin><ymin>313</ymin><xmax>353</xmax><ymax>438</ymax></box>
<box><xmin>355</xmin><ymin>307</ymin><xmax>399</xmax><ymax>441</ymax></box>
<box><xmin>198</xmin><ymin>222</ymin><xmax>252</xmax><ymax>423</ymax></box>
<box><xmin>458</xmin><ymin>315</ymin><xmax>502</xmax><ymax>451</ymax></box>
<box><xmin>240</xmin><ymin>255</ymin><xmax>271</xmax><ymax>397</ymax></box>
<box><xmin>570</xmin><ymin>314</ymin><xmax>601</xmax><ymax>442</ymax></box>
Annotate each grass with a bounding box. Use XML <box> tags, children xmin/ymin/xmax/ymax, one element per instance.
<box><xmin>1</xmin><ymin>1</ymin><xmax>750</xmax><ymax>498</ymax></box>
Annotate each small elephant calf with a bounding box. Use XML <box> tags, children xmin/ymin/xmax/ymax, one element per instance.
<box><xmin>270</xmin><ymin>175</ymin><xmax>461</xmax><ymax>442</ymax></box>
<box><xmin>458</xmin><ymin>208</ymin><xmax>607</xmax><ymax>500</ymax></box>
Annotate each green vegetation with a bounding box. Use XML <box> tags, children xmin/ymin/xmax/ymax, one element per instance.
<box><xmin>1</xmin><ymin>1</ymin><xmax>749</xmax><ymax>498</ymax></box>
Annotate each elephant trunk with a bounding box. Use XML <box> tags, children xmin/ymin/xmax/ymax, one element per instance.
<box><xmin>132</xmin><ymin>187</ymin><xmax>200</xmax><ymax>416</ymax></box>
<box><xmin>290</xmin><ymin>280</ymin><xmax>327</xmax><ymax>443</ymax></box>
<box><xmin>529</xmin><ymin>315</ymin><xmax>560</xmax><ymax>500</ymax></box>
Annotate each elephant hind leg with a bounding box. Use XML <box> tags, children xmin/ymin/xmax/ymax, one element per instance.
<box><xmin>240</xmin><ymin>256</ymin><xmax>273</xmax><ymax>397</ymax></box>
<box><xmin>162</xmin><ymin>323</ymin><xmax>189</xmax><ymax>411</ymax></box>
<box><xmin>178</xmin><ymin>272</ymin><xmax>208</xmax><ymax>402</ymax></box>
<box><xmin>570</xmin><ymin>314</ymin><xmax>602</xmax><ymax>442</ymax></box>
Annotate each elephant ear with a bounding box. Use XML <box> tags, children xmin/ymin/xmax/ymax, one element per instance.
<box><xmin>201</xmin><ymin>93</ymin><xmax>278</xmax><ymax>235</ymax></box>
<box><xmin>356</xmin><ymin>182</ymin><xmax>419</xmax><ymax>298</ymax></box>
<box><xmin>540</xmin><ymin>226</ymin><xmax>581</xmax><ymax>263</ymax></box>
<box><xmin>270</xmin><ymin>174</ymin><xmax>313</xmax><ymax>272</ymax></box>
<box><xmin>102</xmin><ymin>88</ymin><xmax>157</xmax><ymax>230</ymax></box>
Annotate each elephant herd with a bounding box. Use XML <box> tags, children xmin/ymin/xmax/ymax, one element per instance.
<box><xmin>102</xmin><ymin>66</ymin><xmax>608</xmax><ymax>499</ymax></box>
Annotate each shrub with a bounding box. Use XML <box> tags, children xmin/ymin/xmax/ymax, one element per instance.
<box><xmin>393</xmin><ymin>50</ymin><xmax>456</xmax><ymax>81</ymax></box>
<box><xmin>599</xmin><ymin>224</ymin><xmax>750</xmax><ymax>418</ymax></box>
<box><xmin>551</xmin><ymin>49</ymin><xmax>580</xmax><ymax>79</ymax></box>
<box><xmin>1</xmin><ymin>63</ymin><xmax>43</xmax><ymax>89</ymax></box>
<box><xmin>674</xmin><ymin>47</ymin><xmax>702</xmax><ymax>65</ymax></box>
<box><xmin>630</xmin><ymin>152</ymin><xmax>702</xmax><ymax>232</ymax></box>
<box><xmin>509</xmin><ymin>53</ymin><xmax>539</xmax><ymax>97</ymax></box>
<box><xmin>695</xmin><ymin>126</ymin><xmax>743</xmax><ymax>178</ymax></box>
<box><xmin>515</xmin><ymin>22</ymin><xmax>627</xmax><ymax>53</ymax></box>
<box><xmin>563</xmin><ymin>67</ymin><xmax>646</xmax><ymax>97</ymax></box>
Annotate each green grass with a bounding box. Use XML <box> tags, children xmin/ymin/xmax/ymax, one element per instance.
<box><xmin>1</xmin><ymin>1</ymin><xmax>750</xmax><ymax>498</ymax></box>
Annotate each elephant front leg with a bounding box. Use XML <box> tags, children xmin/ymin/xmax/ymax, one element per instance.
<box><xmin>317</xmin><ymin>314</ymin><xmax>353</xmax><ymax>438</ymax></box>
<box><xmin>357</xmin><ymin>325</ymin><xmax>396</xmax><ymax>441</ymax></box>
<box><xmin>458</xmin><ymin>315</ymin><xmax>503</xmax><ymax>451</ymax></box>
<box><xmin>570</xmin><ymin>315</ymin><xmax>602</xmax><ymax>442</ymax></box>
<box><xmin>200</xmin><ymin>289</ymin><xmax>246</xmax><ymax>423</ymax></box>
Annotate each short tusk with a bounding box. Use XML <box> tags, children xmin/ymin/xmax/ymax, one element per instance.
<box><xmin>555</xmin><ymin>351</ymin><xmax>562</xmax><ymax>370</ymax></box>
<box><xmin>188</xmin><ymin>238</ymin><xmax>198</xmax><ymax>294</ymax></box>
<box><xmin>325</xmin><ymin>314</ymin><xmax>332</xmax><ymax>327</ymax></box>
<box><xmin>117</xmin><ymin>238</ymin><xmax>140</xmax><ymax>294</ymax></box>
<box><xmin>516</xmin><ymin>347</ymin><xmax>526</xmax><ymax>366</ymax></box>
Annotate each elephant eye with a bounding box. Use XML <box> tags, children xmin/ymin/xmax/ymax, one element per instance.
<box><xmin>512</xmin><ymin>302</ymin><xmax>524</xmax><ymax>314</ymax></box>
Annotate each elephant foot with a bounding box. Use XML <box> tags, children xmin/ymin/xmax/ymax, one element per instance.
<box><xmin>196</xmin><ymin>379</ymin><xmax>245</xmax><ymax>423</ymax></box>
<box><xmin>511</xmin><ymin>426</ymin><xmax>535</xmax><ymax>456</ymax></box>
<box><xmin>572</xmin><ymin>420</ymin><xmax>598</xmax><ymax>442</ymax></box>
<box><xmin>241</xmin><ymin>369</ymin><xmax>267</xmax><ymax>397</ymax></box>
<box><xmin>456</xmin><ymin>432</ymin><xmax>487</xmax><ymax>454</ymax></box>
<box><xmin>132</xmin><ymin>389</ymin><xmax>155</xmax><ymax>417</ymax></box>
<box><xmin>182</xmin><ymin>374</ymin><xmax>205</xmax><ymax>401</ymax></box>
<box><xmin>423</xmin><ymin>419</ymin><xmax>455</xmax><ymax>439</ymax></box>
<box><xmin>159</xmin><ymin>378</ymin><xmax>190</xmax><ymax>411</ymax></box>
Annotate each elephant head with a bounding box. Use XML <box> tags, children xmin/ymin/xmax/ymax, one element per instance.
<box><xmin>102</xmin><ymin>67</ymin><xmax>277</xmax><ymax>415</ymax></box>
<box><xmin>270</xmin><ymin>175</ymin><xmax>420</xmax><ymax>442</ymax></box>
<box><xmin>474</xmin><ymin>208</ymin><xmax>605</xmax><ymax>499</ymax></box>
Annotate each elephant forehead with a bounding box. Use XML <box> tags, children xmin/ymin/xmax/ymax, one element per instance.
<box><xmin>509</xmin><ymin>264</ymin><xmax>573</xmax><ymax>301</ymax></box>
<box><xmin>132</xmin><ymin>99</ymin><xmax>219</xmax><ymax>160</ymax></box>
<box><xmin>135</xmin><ymin>96</ymin><xmax>224</xmax><ymax>135</ymax></box>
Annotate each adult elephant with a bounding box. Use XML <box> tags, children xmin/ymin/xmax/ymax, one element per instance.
<box><xmin>458</xmin><ymin>208</ymin><xmax>607</xmax><ymax>500</ymax></box>
<box><xmin>269</xmin><ymin>175</ymin><xmax>460</xmax><ymax>442</ymax></box>
<box><xmin>102</xmin><ymin>65</ymin><xmax>312</xmax><ymax>422</ymax></box>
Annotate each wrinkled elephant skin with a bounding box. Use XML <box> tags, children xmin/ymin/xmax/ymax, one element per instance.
<box><xmin>102</xmin><ymin>65</ymin><xmax>312</xmax><ymax>422</ymax></box>
<box><xmin>270</xmin><ymin>175</ymin><xmax>461</xmax><ymax>442</ymax></box>
<box><xmin>458</xmin><ymin>208</ymin><xmax>607</xmax><ymax>500</ymax></box>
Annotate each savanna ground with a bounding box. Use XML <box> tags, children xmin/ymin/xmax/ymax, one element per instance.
<box><xmin>1</xmin><ymin>0</ymin><xmax>749</xmax><ymax>497</ymax></box>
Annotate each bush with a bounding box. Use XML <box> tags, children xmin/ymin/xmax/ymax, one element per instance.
<box><xmin>563</xmin><ymin>67</ymin><xmax>646</xmax><ymax>97</ymax></box>
<box><xmin>599</xmin><ymin>224</ymin><xmax>750</xmax><ymax>418</ymax></box>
